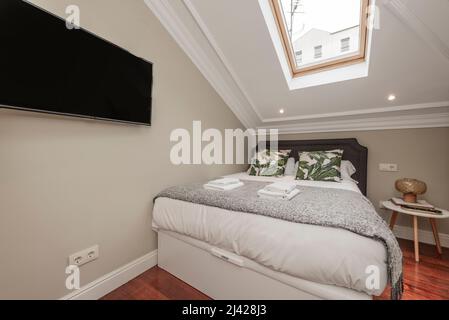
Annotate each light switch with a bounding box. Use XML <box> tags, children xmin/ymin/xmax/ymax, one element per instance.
<box><xmin>379</xmin><ymin>163</ymin><xmax>398</xmax><ymax>172</ymax></box>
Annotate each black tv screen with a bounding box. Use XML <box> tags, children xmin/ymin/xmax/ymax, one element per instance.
<box><xmin>0</xmin><ymin>0</ymin><xmax>152</xmax><ymax>125</ymax></box>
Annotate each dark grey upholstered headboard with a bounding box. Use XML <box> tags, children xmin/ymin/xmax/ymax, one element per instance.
<box><xmin>276</xmin><ymin>139</ymin><xmax>368</xmax><ymax>196</ymax></box>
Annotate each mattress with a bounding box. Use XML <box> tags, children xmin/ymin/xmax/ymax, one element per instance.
<box><xmin>152</xmin><ymin>173</ymin><xmax>388</xmax><ymax>296</ymax></box>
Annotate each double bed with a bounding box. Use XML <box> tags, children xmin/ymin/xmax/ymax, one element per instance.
<box><xmin>152</xmin><ymin>139</ymin><xmax>400</xmax><ymax>300</ymax></box>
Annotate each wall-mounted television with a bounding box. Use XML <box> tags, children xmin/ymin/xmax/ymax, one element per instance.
<box><xmin>0</xmin><ymin>0</ymin><xmax>153</xmax><ymax>125</ymax></box>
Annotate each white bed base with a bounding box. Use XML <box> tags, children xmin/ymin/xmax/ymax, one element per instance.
<box><xmin>157</xmin><ymin>230</ymin><xmax>372</xmax><ymax>300</ymax></box>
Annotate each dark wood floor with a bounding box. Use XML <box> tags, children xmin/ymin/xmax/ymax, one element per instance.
<box><xmin>102</xmin><ymin>239</ymin><xmax>449</xmax><ymax>300</ymax></box>
<box><xmin>377</xmin><ymin>239</ymin><xmax>449</xmax><ymax>300</ymax></box>
<box><xmin>101</xmin><ymin>265</ymin><xmax>210</xmax><ymax>300</ymax></box>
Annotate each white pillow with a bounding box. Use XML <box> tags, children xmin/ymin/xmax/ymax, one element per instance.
<box><xmin>284</xmin><ymin>157</ymin><xmax>296</xmax><ymax>176</ymax></box>
<box><xmin>341</xmin><ymin>160</ymin><xmax>357</xmax><ymax>183</ymax></box>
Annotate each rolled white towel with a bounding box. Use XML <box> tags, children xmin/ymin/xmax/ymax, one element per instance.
<box><xmin>264</xmin><ymin>182</ymin><xmax>297</xmax><ymax>194</ymax></box>
<box><xmin>204</xmin><ymin>181</ymin><xmax>244</xmax><ymax>191</ymax></box>
<box><xmin>208</xmin><ymin>177</ymin><xmax>241</xmax><ymax>186</ymax></box>
<box><xmin>257</xmin><ymin>188</ymin><xmax>300</xmax><ymax>200</ymax></box>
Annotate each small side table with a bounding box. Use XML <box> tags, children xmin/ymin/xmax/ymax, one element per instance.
<box><xmin>382</xmin><ymin>200</ymin><xmax>449</xmax><ymax>262</ymax></box>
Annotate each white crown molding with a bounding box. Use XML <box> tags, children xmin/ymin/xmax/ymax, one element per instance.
<box><xmin>60</xmin><ymin>249</ymin><xmax>157</xmax><ymax>300</ymax></box>
<box><xmin>263</xmin><ymin>101</ymin><xmax>449</xmax><ymax>123</ymax></box>
<box><xmin>182</xmin><ymin>0</ymin><xmax>265</xmax><ymax>122</ymax></box>
<box><xmin>143</xmin><ymin>0</ymin><xmax>259</xmax><ymax>128</ymax></box>
<box><xmin>384</xmin><ymin>0</ymin><xmax>449</xmax><ymax>62</ymax></box>
<box><xmin>259</xmin><ymin>112</ymin><xmax>449</xmax><ymax>134</ymax></box>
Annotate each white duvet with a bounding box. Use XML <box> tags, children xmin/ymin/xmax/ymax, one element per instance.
<box><xmin>152</xmin><ymin>172</ymin><xmax>388</xmax><ymax>296</ymax></box>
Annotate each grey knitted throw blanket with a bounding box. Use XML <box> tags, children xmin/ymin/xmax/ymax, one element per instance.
<box><xmin>155</xmin><ymin>180</ymin><xmax>403</xmax><ymax>300</ymax></box>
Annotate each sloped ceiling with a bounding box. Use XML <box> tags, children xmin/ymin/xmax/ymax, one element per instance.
<box><xmin>144</xmin><ymin>0</ymin><xmax>449</xmax><ymax>133</ymax></box>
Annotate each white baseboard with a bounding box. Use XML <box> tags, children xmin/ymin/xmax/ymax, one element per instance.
<box><xmin>60</xmin><ymin>249</ymin><xmax>158</xmax><ymax>300</ymax></box>
<box><xmin>393</xmin><ymin>225</ymin><xmax>449</xmax><ymax>248</ymax></box>
<box><xmin>58</xmin><ymin>225</ymin><xmax>447</xmax><ymax>300</ymax></box>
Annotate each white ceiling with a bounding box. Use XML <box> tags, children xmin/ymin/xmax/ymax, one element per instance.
<box><xmin>145</xmin><ymin>0</ymin><xmax>449</xmax><ymax>133</ymax></box>
<box><xmin>406</xmin><ymin>0</ymin><xmax>449</xmax><ymax>46</ymax></box>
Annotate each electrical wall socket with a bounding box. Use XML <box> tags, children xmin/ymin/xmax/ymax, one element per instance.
<box><xmin>68</xmin><ymin>245</ymin><xmax>99</xmax><ymax>267</ymax></box>
<box><xmin>379</xmin><ymin>163</ymin><xmax>398</xmax><ymax>172</ymax></box>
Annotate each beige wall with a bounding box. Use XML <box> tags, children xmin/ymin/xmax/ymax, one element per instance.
<box><xmin>282</xmin><ymin>127</ymin><xmax>449</xmax><ymax>234</ymax></box>
<box><xmin>0</xmin><ymin>0</ymin><xmax>244</xmax><ymax>299</ymax></box>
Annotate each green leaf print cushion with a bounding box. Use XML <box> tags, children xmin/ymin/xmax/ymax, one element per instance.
<box><xmin>295</xmin><ymin>149</ymin><xmax>344</xmax><ymax>182</ymax></box>
<box><xmin>248</xmin><ymin>149</ymin><xmax>291</xmax><ymax>177</ymax></box>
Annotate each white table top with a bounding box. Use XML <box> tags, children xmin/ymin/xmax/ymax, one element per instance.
<box><xmin>382</xmin><ymin>200</ymin><xmax>449</xmax><ymax>219</ymax></box>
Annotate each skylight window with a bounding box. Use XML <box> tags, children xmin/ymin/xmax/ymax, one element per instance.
<box><xmin>270</xmin><ymin>0</ymin><xmax>369</xmax><ymax>76</ymax></box>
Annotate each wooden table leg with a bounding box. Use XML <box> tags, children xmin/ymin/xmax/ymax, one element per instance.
<box><xmin>389</xmin><ymin>211</ymin><xmax>398</xmax><ymax>230</ymax></box>
<box><xmin>413</xmin><ymin>216</ymin><xmax>420</xmax><ymax>262</ymax></box>
<box><xmin>430</xmin><ymin>218</ymin><xmax>443</xmax><ymax>255</ymax></box>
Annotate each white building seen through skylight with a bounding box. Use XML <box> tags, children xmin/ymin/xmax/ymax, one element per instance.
<box><xmin>272</xmin><ymin>0</ymin><xmax>369</xmax><ymax>76</ymax></box>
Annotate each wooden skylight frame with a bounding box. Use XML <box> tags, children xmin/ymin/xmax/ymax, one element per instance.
<box><xmin>269</xmin><ymin>0</ymin><xmax>370</xmax><ymax>77</ymax></box>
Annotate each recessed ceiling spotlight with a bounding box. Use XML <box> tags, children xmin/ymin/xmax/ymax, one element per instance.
<box><xmin>388</xmin><ymin>94</ymin><xmax>396</xmax><ymax>101</ymax></box>
<box><xmin>279</xmin><ymin>108</ymin><xmax>285</xmax><ymax>114</ymax></box>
